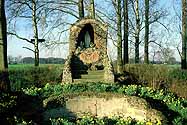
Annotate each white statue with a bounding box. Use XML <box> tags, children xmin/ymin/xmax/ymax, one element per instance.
<box><xmin>84</xmin><ymin>31</ymin><xmax>91</xmax><ymax>48</ymax></box>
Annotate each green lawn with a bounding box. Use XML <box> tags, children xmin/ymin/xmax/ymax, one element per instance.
<box><xmin>8</xmin><ymin>64</ymin><xmax>63</xmax><ymax>70</ymax></box>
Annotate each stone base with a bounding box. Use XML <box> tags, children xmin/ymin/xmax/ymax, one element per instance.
<box><xmin>43</xmin><ymin>94</ymin><xmax>167</xmax><ymax>123</ymax></box>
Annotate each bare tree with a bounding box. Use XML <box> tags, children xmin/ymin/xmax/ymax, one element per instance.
<box><xmin>0</xmin><ymin>0</ymin><xmax>7</xmax><ymax>70</ymax></box>
<box><xmin>90</xmin><ymin>0</ymin><xmax>95</xmax><ymax>19</ymax></box>
<box><xmin>7</xmin><ymin>0</ymin><xmax>78</xmax><ymax>66</ymax></box>
<box><xmin>78</xmin><ymin>0</ymin><xmax>84</xmax><ymax>18</ymax></box>
<box><xmin>32</xmin><ymin>0</ymin><xmax>39</xmax><ymax>66</ymax></box>
<box><xmin>7</xmin><ymin>0</ymin><xmax>45</xmax><ymax>66</ymax></box>
<box><xmin>123</xmin><ymin>0</ymin><xmax>129</xmax><ymax>64</ymax></box>
<box><xmin>134</xmin><ymin>0</ymin><xmax>140</xmax><ymax>63</ymax></box>
<box><xmin>0</xmin><ymin>0</ymin><xmax>10</xmax><ymax>91</ymax></box>
<box><xmin>182</xmin><ymin>0</ymin><xmax>187</xmax><ymax>69</ymax></box>
<box><xmin>117</xmin><ymin>0</ymin><xmax>123</xmax><ymax>73</ymax></box>
<box><xmin>127</xmin><ymin>0</ymin><xmax>168</xmax><ymax>64</ymax></box>
<box><xmin>144</xmin><ymin>0</ymin><xmax>149</xmax><ymax>64</ymax></box>
<box><xmin>162</xmin><ymin>47</ymin><xmax>175</xmax><ymax>64</ymax></box>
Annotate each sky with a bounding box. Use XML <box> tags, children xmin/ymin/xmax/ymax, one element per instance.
<box><xmin>6</xmin><ymin>0</ymin><xmax>182</xmax><ymax>61</ymax></box>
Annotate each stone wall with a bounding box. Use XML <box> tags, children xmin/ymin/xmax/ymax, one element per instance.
<box><xmin>43</xmin><ymin>95</ymin><xmax>167</xmax><ymax>123</ymax></box>
<box><xmin>69</xmin><ymin>18</ymin><xmax>108</xmax><ymax>72</ymax></box>
<box><xmin>103</xmin><ymin>55</ymin><xmax>115</xmax><ymax>82</ymax></box>
<box><xmin>62</xmin><ymin>55</ymin><xmax>72</xmax><ymax>83</ymax></box>
<box><xmin>62</xmin><ymin>18</ymin><xmax>114</xmax><ymax>83</ymax></box>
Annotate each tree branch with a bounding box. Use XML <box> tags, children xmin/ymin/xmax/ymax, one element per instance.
<box><xmin>7</xmin><ymin>32</ymin><xmax>33</xmax><ymax>44</ymax></box>
<box><xmin>22</xmin><ymin>47</ymin><xmax>35</xmax><ymax>52</ymax></box>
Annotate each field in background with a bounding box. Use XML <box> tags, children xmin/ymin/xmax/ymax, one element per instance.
<box><xmin>8</xmin><ymin>64</ymin><xmax>63</xmax><ymax>69</ymax></box>
<box><xmin>8</xmin><ymin>63</ymin><xmax>187</xmax><ymax>98</ymax></box>
<box><xmin>8</xmin><ymin>64</ymin><xmax>64</xmax><ymax>91</ymax></box>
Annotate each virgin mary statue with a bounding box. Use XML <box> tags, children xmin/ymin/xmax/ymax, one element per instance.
<box><xmin>84</xmin><ymin>31</ymin><xmax>91</xmax><ymax>48</ymax></box>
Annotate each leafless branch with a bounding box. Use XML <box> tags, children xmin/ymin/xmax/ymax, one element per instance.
<box><xmin>7</xmin><ymin>32</ymin><xmax>33</xmax><ymax>44</ymax></box>
<box><xmin>22</xmin><ymin>47</ymin><xmax>35</xmax><ymax>52</ymax></box>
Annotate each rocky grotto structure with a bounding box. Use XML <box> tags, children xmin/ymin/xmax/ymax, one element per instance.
<box><xmin>62</xmin><ymin>18</ymin><xmax>114</xmax><ymax>83</ymax></box>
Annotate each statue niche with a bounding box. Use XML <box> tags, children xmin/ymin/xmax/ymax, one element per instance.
<box><xmin>77</xmin><ymin>24</ymin><xmax>94</xmax><ymax>49</ymax></box>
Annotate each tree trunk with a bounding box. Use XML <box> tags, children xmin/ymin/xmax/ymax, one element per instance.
<box><xmin>144</xmin><ymin>0</ymin><xmax>149</xmax><ymax>64</ymax></box>
<box><xmin>117</xmin><ymin>0</ymin><xmax>123</xmax><ymax>74</ymax></box>
<box><xmin>0</xmin><ymin>0</ymin><xmax>7</xmax><ymax>70</ymax></box>
<box><xmin>90</xmin><ymin>0</ymin><xmax>95</xmax><ymax>19</ymax></box>
<box><xmin>32</xmin><ymin>0</ymin><xmax>39</xmax><ymax>66</ymax></box>
<box><xmin>123</xmin><ymin>0</ymin><xmax>129</xmax><ymax>65</ymax></box>
<box><xmin>135</xmin><ymin>36</ymin><xmax>139</xmax><ymax>63</ymax></box>
<box><xmin>135</xmin><ymin>0</ymin><xmax>140</xmax><ymax>63</ymax></box>
<box><xmin>182</xmin><ymin>0</ymin><xmax>187</xmax><ymax>69</ymax></box>
<box><xmin>78</xmin><ymin>0</ymin><xmax>84</xmax><ymax>19</ymax></box>
<box><xmin>0</xmin><ymin>0</ymin><xmax>10</xmax><ymax>91</ymax></box>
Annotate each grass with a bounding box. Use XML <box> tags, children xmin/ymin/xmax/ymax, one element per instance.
<box><xmin>124</xmin><ymin>64</ymin><xmax>187</xmax><ymax>98</ymax></box>
<box><xmin>2</xmin><ymin>82</ymin><xmax>186</xmax><ymax>124</ymax></box>
<box><xmin>8</xmin><ymin>64</ymin><xmax>64</xmax><ymax>91</ymax></box>
<box><xmin>8</xmin><ymin>64</ymin><xmax>63</xmax><ymax>69</ymax></box>
<box><xmin>2</xmin><ymin>63</ymin><xmax>187</xmax><ymax>124</ymax></box>
<box><xmin>6</xmin><ymin>63</ymin><xmax>187</xmax><ymax>98</ymax></box>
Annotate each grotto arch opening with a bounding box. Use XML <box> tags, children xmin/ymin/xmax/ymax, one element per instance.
<box><xmin>77</xmin><ymin>24</ymin><xmax>94</xmax><ymax>49</ymax></box>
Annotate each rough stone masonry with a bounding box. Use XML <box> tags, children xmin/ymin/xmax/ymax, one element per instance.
<box><xmin>62</xmin><ymin>18</ymin><xmax>114</xmax><ymax>83</ymax></box>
